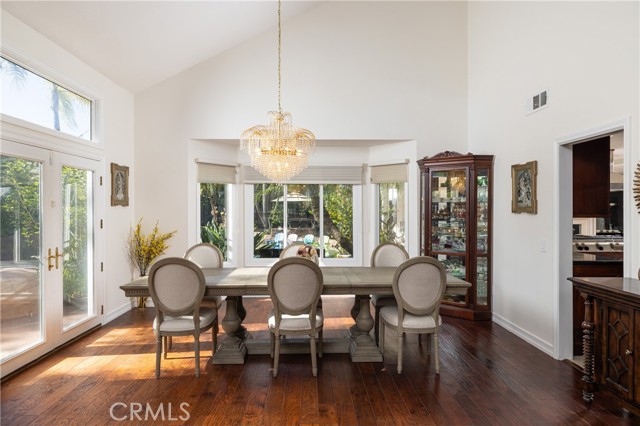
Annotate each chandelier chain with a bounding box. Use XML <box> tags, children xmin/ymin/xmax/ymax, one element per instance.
<box><xmin>277</xmin><ymin>0</ymin><xmax>282</xmax><ymax>113</ymax></box>
<box><xmin>239</xmin><ymin>0</ymin><xmax>315</xmax><ymax>183</ymax></box>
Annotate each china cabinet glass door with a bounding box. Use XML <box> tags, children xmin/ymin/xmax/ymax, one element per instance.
<box><xmin>429</xmin><ymin>168</ymin><xmax>468</xmax><ymax>306</ymax></box>
<box><xmin>476</xmin><ymin>169</ymin><xmax>490</xmax><ymax>306</ymax></box>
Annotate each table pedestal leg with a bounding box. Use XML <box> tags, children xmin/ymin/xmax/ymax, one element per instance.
<box><xmin>212</xmin><ymin>296</ymin><xmax>248</xmax><ymax>364</ymax></box>
<box><xmin>346</xmin><ymin>295</ymin><xmax>383</xmax><ymax>362</ymax></box>
<box><xmin>581</xmin><ymin>293</ymin><xmax>596</xmax><ymax>404</ymax></box>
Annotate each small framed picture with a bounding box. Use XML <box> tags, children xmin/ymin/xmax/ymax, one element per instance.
<box><xmin>110</xmin><ymin>163</ymin><xmax>129</xmax><ymax>207</ymax></box>
<box><xmin>511</xmin><ymin>160</ymin><xmax>537</xmax><ymax>214</ymax></box>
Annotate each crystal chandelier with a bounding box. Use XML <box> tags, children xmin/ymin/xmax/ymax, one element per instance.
<box><xmin>240</xmin><ymin>0</ymin><xmax>315</xmax><ymax>183</ymax></box>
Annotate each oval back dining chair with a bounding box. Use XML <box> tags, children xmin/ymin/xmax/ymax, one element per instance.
<box><xmin>184</xmin><ymin>242</ymin><xmax>224</xmax><ymax>315</ymax></box>
<box><xmin>370</xmin><ymin>242</ymin><xmax>410</xmax><ymax>344</ymax></box>
<box><xmin>267</xmin><ymin>257</ymin><xmax>324</xmax><ymax>377</ymax></box>
<box><xmin>184</xmin><ymin>242</ymin><xmax>223</xmax><ymax>268</ymax></box>
<box><xmin>379</xmin><ymin>256</ymin><xmax>447</xmax><ymax>374</ymax></box>
<box><xmin>148</xmin><ymin>257</ymin><xmax>218</xmax><ymax>378</ymax></box>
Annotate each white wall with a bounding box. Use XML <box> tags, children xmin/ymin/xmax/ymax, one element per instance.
<box><xmin>467</xmin><ymin>1</ymin><xmax>640</xmax><ymax>356</ymax></box>
<box><xmin>135</xmin><ymin>1</ymin><xmax>469</xmax><ymax>257</ymax></box>
<box><xmin>1</xmin><ymin>12</ymin><xmax>136</xmax><ymax>321</ymax></box>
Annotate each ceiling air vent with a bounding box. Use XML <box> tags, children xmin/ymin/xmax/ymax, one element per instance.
<box><xmin>526</xmin><ymin>89</ymin><xmax>549</xmax><ymax>114</ymax></box>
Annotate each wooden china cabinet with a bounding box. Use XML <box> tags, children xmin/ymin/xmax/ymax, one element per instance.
<box><xmin>418</xmin><ymin>151</ymin><xmax>494</xmax><ymax>320</ymax></box>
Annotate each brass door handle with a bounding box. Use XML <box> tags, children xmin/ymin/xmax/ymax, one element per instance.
<box><xmin>47</xmin><ymin>247</ymin><xmax>63</xmax><ymax>271</ymax></box>
<box><xmin>625</xmin><ymin>349</ymin><xmax>633</xmax><ymax>356</ymax></box>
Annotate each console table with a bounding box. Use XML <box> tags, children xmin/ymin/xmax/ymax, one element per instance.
<box><xmin>568</xmin><ymin>276</ymin><xmax>640</xmax><ymax>408</ymax></box>
<box><xmin>121</xmin><ymin>266</ymin><xmax>471</xmax><ymax>365</ymax></box>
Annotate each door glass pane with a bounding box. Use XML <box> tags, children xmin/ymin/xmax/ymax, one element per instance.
<box><xmin>199</xmin><ymin>183</ymin><xmax>227</xmax><ymax>260</ymax></box>
<box><xmin>0</xmin><ymin>155</ymin><xmax>43</xmax><ymax>360</ymax></box>
<box><xmin>61</xmin><ymin>166</ymin><xmax>93</xmax><ymax>329</ymax></box>
<box><xmin>323</xmin><ymin>184</ymin><xmax>353</xmax><ymax>259</ymax></box>
<box><xmin>253</xmin><ymin>184</ymin><xmax>284</xmax><ymax>259</ymax></box>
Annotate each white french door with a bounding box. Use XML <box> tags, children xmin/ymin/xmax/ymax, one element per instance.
<box><xmin>1</xmin><ymin>140</ymin><xmax>103</xmax><ymax>376</ymax></box>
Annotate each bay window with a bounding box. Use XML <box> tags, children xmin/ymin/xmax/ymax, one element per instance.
<box><xmin>197</xmin><ymin>162</ymin><xmax>235</xmax><ymax>262</ymax></box>
<box><xmin>245</xmin><ymin>165</ymin><xmax>363</xmax><ymax>266</ymax></box>
<box><xmin>371</xmin><ymin>163</ymin><xmax>408</xmax><ymax>248</ymax></box>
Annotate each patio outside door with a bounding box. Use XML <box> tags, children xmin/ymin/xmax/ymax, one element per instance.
<box><xmin>1</xmin><ymin>140</ymin><xmax>103</xmax><ymax>376</ymax></box>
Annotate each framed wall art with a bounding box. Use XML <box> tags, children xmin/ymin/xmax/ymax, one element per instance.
<box><xmin>511</xmin><ymin>160</ymin><xmax>537</xmax><ymax>214</ymax></box>
<box><xmin>110</xmin><ymin>163</ymin><xmax>129</xmax><ymax>207</ymax></box>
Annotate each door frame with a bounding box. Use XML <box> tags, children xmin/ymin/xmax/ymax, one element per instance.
<box><xmin>1</xmin><ymin>123</ymin><xmax>105</xmax><ymax>377</ymax></box>
<box><xmin>554</xmin><ymin>117</ymin><xmax>632</xmax><ymax>360</ymax></box>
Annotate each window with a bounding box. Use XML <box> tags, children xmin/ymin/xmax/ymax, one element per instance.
<box><xmin>197</xmin><ymin>163</ymin><xmax>235</xmax><ymax>261</ymax></box>
<box><xmin>0</xmin><ymin>56</ymin><xmax>92</xmax><ymax>141</ymax></box>
<box><xmin>377</xmin><ymin>182</ymin><xmax>405</xmax><ymax>246</ymax></box>
<box><xmin>251</xmin><ymin>183</ymin><xmax>356</xmax><ymax>261</ymax></box>
<box><xmin>371</xmin><ymin>163</ymin><xmax>407</xmax><ymax>247</ymax></box>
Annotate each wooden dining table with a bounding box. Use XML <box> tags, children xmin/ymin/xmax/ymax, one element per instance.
<box><xmin>120</xmin><ymin>266</ymin><xmax>471</xmax><ymax>364</ymax></box>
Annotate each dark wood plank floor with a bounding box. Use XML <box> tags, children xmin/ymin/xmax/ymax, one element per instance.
<box><xmin>2</xmin><ymin>296</ymin><xmax>639</xmax><ymax>425</ymax></box>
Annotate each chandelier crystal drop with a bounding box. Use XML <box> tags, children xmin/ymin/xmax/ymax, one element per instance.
<box><xmin>239</xmin><ymin>0</ymin><xmax>315</xmax><ymax>183</ymax></box>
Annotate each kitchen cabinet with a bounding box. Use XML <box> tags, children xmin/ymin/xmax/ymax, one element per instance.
<box><xmin>573</xmin><ymin>137</ymin><xmax>610</xmax><ymax>217</ymax></box>
<box><xmin>418</xmin><ymin>151</ymin><xmax>494</xmax><ymax>320</ymax></box>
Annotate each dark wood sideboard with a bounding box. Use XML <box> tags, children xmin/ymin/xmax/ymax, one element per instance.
<box><xmin>568</xmin><ymin>276</ymin><xmax>640</xmax><ymax>408</ymax></box>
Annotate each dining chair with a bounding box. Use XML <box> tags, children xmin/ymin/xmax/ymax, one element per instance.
<box><xmin>148</xmin><ymin>257</ymin><xmax>218</xmax><ymax>378</ymax></box>
<box><xmin>379</xmin><ymin>256</ymin><xmax>447</xmax><ymax>374</ymax></box>
<box><xmin>184</xmin><ymin>242</ymin><xmax>223</xmax><ymax>268</ymax></box>
<box><xmin>267</xmin><ymin>257</ymin><xmax>324</xmax><ymax>377</ymax></box>
<box><xmin>370</xmin><ymin>242</ymin><xmax>410</xmax><ymax>344</ymax></box>
<box><xmin>183</xmin><ymin>243</ymin><xmax>223</xmax><ymax>339</ymax></box>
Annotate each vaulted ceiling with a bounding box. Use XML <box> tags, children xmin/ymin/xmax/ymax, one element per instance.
<box><xmin>1</xmin><ymin>1</ymin><xmax>324</xmax><ymax>94</ymax></box>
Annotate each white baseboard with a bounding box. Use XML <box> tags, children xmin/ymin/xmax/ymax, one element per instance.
<box><xmin>103</xmin><ymin>302</ymin><xmax>134</xmax><ymax>324</ymax></box>
<box><xmin>492</xmin><ymin>312</ymin><xmax>554</xmax><ymax>358</ymax></box>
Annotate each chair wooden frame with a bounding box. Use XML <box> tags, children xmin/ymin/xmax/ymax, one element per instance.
<box><xmin>379</xmin><ymin>256</ymin><xmax>446</xmax><ymax>374</ymax></box>
<box><xmin>148</xmin><ymin>257</ymin><xmax>218</xmax><ymax>378</ymax></box>
<box><xmin>267</xmin><ymin>257</ymin><xmax>324</xmax><ymax>377</ymax></box>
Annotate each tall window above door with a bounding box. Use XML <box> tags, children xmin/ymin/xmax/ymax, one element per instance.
<box><xmin>197</xmin><ymin>162</ymin><xmax>236</xmax><ymax>262</ymax></box>
<box><xmin>0</xmin><ymin>56</ymin><xmax>93</xmax><ymax>141</ymax></box>
<box><xmin>371</xmin><ymin>163</ymin><xmax>408</xmax><ymax>247</ymax></box>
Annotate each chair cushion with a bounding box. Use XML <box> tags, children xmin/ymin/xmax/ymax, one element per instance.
<box><xmin>268</xmin><ymin>311</ymin><xmax>324</xmax><ymax>332</ymax></box>
<box><xmin>153</xmin><ymin>307</ymin><xmax>217</xmax><ymax>334</ymax></box>
<box><xmin>379</xmin><ymin>306</ymin><xmax>441</xmax><ymax>330</ymax></box>
<box><xmin>371</xmin><ymin>294</ymin><xmax>396</xmax><ymax>307</ymax></box>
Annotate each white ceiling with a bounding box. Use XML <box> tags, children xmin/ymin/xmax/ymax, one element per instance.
<box><xmin>1</xmin><ymin>1</ymin><xmax>324</xmax><ymax>94</ymax></box>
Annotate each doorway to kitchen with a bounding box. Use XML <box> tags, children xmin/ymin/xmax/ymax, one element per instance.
<box><xmin>555</xmin><ymin>118</ymin><xmax>632</xmax><ymax>362</ymax></box>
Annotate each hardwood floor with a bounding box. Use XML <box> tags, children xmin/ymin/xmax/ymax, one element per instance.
<box><xmin>2</xmin><ymin>296</ymin><xmax>639</xmax><ymax>425</ymax></box>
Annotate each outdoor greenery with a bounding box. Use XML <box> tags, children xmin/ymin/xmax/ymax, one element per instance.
<box><xmin>252</xmin><ymin>183</ymin><xmax>354</xmax><ymax>257</ymax></box>
<box><xmin>378</xmin><ymin>182</ymin><xmax>405</xmax><ymax>246</ymax></box>
<box><xmin>61</xmin><ymin>166</ymin><xmax>90</xmax><ymax>301</ymax></box>
<box><xmin>201</xmin><ymin>221</ymin><xmax>227</xmax><ymax>260</ymax></box>
<box><xmin>199</xmin><ymin>183</ymin><xmax>227</xmax><ymax>259</ymax></box>
<box><xmin>0</xmin><ymin>156</ymin><xmax>40</xmax><ymax>263</ymax></box>
<box><xmin>323</xmin><ymin>185</ymin><xmax>353</xmax><ymax>255</ymax></box>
